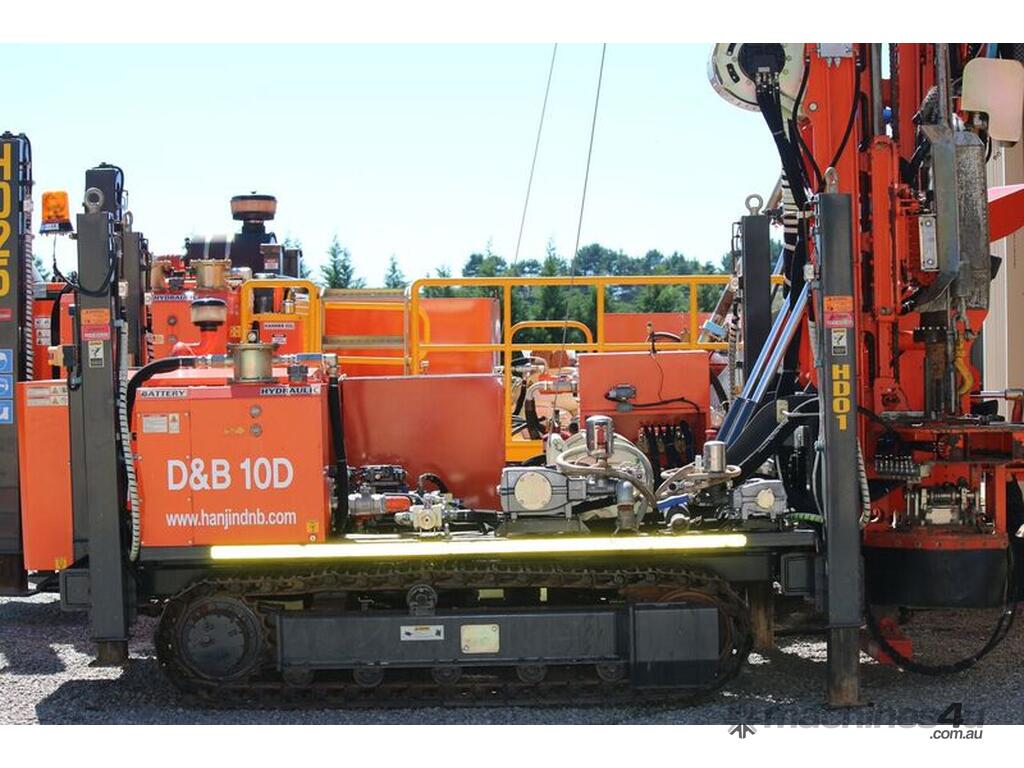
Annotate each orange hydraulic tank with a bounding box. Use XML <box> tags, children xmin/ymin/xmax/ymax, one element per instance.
<box><xmin>16</xmin><ymin>380</ymin><xmax>73</xmax><ymax>571</ymax></box>
<box><xmin>149</xmin><ymin>290</ymin><xmax>233</xmax><ymax>359</ymax></box>
<box><xmin>577</xmin><ymin>350</ymin><xmax>711</xmax><ymax>446</ymax></box>
<box><xmin>341</xmin><ymin>374</ymin><xmax>505</xmax><ymax>509</ymax></box>
<box><xmin>149</xmin><ymin>292</ymin><xmax>201</xmax><ymax>357</ymax></box>
<box><xmin>134</xmin><ymin>380</ymin><xmax>331</xmax><ymax>547</ymax></box>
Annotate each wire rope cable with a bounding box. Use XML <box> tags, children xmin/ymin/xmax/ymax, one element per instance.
<box><xmin>560</xmin><ymin>43</ymin><xmax>607</xmax><ymax>355</ymax></box>
<box><xmin>511</xmin><ymin>44</ymin><xmax>558</xmax><ymax>268</ymax></box>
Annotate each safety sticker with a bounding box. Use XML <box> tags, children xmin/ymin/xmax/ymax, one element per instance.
<box><xmin>79</xmin><ymin>307</ymin><xmax>110</xmax><ymax>326</ymax></box>
<box><xmin>830</xmin><ymin>328</ymin><xmax>849</xmax><ymax>357</ymax></box>
<box><xmin>141</xmin><ymin>413</ymin><xmax>180</xmax><ymax>434</ymax></box>
<box><xmin>0</xmin><ymin>308</ymin><xmax>12</xmax><ymax>322</ymax></box>
<box><xmin>26</xmin><ymin>384</ymin><xmax>67</xmax><ymax>407</ymax></box>
<box><xmin>271</xmin><ymin>334</ymin><xmax>288</xmax><ymax>345</ymax></box>
<box><xmin>34</xmin><ymin>316</ymin><xmax>51</xmax><ymax>329</ymax></box>
<box><xmin>0</xmin><ymin>401</ymin><xmax>12</xmax><ymax>424</ymax></box>
<box><xmin>87</xmin><ymin>340</ymin><xmax>105</xmax><ymax>368</ymax></box>
<box><xmin>460</xmin><ymin>624</ymin><xmax>500</xmax><ymax>654</ymax></box>
<box><xmin>0</xmin><ymin>374</ymin><xmax>11</xmax><ymax>398</ymax></box>
<box><xmin>823</xmin><ymin>295</ymin><xmax>855</xmax><ymax>328</ymax></box>
<box><xmin>141</xmin><ymin>414</ymin><xmax>167</xmax><ymax>433</ymax></box>
<box><xmin>35</xmin><ymin>329</ymin><xmax>50</xmax><ymax>345</ymax></box>
<box><xmin>0</xmin><ymin>348</ymin><xmax>12</xmax><ymax>373</ymax></box>
<box><xmin>262</xmin><ymin>322</ymin><xmax>295</xmax><ymax>330</ymax></box>
<box><xmin>82</xmin><ymin>325</ymin><xmax>111</xmax><ymax>341</ymax></box>
<box><xmin>400</xmin><ymin>625</ymin><xmax>445</xmax><ymax>642</ymax></box>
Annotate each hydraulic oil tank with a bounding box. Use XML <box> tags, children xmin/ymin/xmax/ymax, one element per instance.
<box><xmin>133</xmin><ymin>379</ymin><xmax>332</xmax><ymax>547</ymax></box>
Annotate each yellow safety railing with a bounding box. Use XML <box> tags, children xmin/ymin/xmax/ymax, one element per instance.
<box><xmin>511</xmin><ymin>319</ymin><xmax>595</xmax><ymax>348</ymax></box>
<box><xmin>407</xmin><ymin>274</ymin><xmax>778</xmax><ymax>462</ymax></box>
<box><xmin>238</xmin><ymin>278</ymin><xmax>322</xmax><ymax>351</ymax></box>
<box><xmin>320</xmin><ymin>297</ymin><xmax>433</xmax><ymax>372</ymax></box>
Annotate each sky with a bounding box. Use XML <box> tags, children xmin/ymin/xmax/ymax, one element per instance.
<box><xmin>4</xmin><ymin>44</ymin><xmax>781</xmax><ymax>284</ymax></box>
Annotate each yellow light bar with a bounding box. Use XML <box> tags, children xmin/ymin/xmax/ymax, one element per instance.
<box><xmin>210</xmin><ymin>534</ymin><xmax>748</xmax><ymax>562</ymax></box>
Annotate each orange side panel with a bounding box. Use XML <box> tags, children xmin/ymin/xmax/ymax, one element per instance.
<box><xmin>16</xmin><ymin>381</ymin><xmax>73</xmax><ymax>571</ymax></box>
<box><xmin>136</xmin><ymin>383</ymin><xmax>331</xmax><ymax>547</ymax></box>
<box><xmin>419</xmin><ymin>298</ymin><xmax>500</xmax><ymax>374</ymax></box>
<box><xmin>342</xmin><ymin>374</ymin><xmax>505</xmax><ymax>509</ymax></box>
<box><xmin>577</xmin><ymin>350</ymin><xmax>710</xmax><ymax>446</ymax></box>
<box><xmin>323</xmin><ymin>298</ymin><xmax>499</xmax><ymax>376</ymax></box>
<box><xmin>603</xmin><ymin>312</ymin><xmax>712</xmax><ymax>343</ymax></box>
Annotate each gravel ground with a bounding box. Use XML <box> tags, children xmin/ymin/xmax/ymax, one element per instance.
<box><xmin>1</xmin><ymin>593</ymin><xmax>1021</xmax><ymax>725</ymax></box>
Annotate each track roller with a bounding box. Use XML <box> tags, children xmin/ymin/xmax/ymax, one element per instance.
<box><xmin>515</xmin><ymin>664</ymin><xmax>548</xmax><ymax>684</ymax></box>
<box><xmin>353</xmin><ymin>666</ymin><xmax>385</xmax><ymax>688</ymax></box>
<box><xmin>431</xmin><ymin>665</ymin><xmax>463</xmax><ymax>685</ymax></box>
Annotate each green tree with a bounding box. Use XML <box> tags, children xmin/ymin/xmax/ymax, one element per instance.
<box><xmin>320</xmin><ymin>234</ymin><xmax>365</xmax><ymax>289</ymax></box>
<box><xmin>33</xmin><ymin>255</ymin><xmax>52</xmax><ymax>281</ymax></box>
<box><xmin>384</xmin><ymin>255</ymin><xmax>407</xmax><ymax>289</ymax></box>
<box><xmin>423</xmin><ymin>265</ymin><xmax>457</xmax><ymax>298</ymax></box>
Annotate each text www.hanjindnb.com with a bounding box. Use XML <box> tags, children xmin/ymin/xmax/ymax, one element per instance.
<box><xmin>165</xmin><ymin>508</ymin><xmax>298</xmax><ymax>530</ymax></box>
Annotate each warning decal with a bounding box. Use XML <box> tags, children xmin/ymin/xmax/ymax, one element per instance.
<box><xmin>823</xmin><ymin>295</ymin><xmax>855</xmax><ymax>328</ymax></box>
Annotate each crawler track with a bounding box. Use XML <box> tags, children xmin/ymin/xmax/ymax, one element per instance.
<box><xmin>155</xmin><ymin>562</ymin><xmax>751</xmax><ymax>707</ymax></box>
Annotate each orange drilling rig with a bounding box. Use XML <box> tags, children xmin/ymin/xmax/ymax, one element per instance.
<box><xmin>2</xmin><ymin>42</ymin><xmax>1024</xmax><ymax>707</ymax></box>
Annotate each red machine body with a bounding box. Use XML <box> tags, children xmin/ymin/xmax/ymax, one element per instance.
<box><xmin>341</xmin><ymin>373</ymin><xmax>506</xmax><ymax>510</ymax></box>
<box><xmin>578</xmin><ymin>350</ymin><xmax>710</xmax><ymax>457</ymax></box>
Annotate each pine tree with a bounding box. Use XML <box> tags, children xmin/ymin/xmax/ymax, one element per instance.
<box><xmin>33</xmin><ymin>255</ymin><xmax>52</xmax><ymax>281</ymax></box>
<box><xmin>423</xmin><ymin>265</ymin><xmax>456</xmax><ymax>298</ymax></box>
<box><xmin>384</xmin><ymin>255</ymin><xmax>407</xmax><ymax>289</ymax></box>
<box><xmin>533</xmin><ymin>245</ymin><xmax>568</xmax><ymax>343</ymax></box>
<box><xmin>320</xmin><ymin>235</ymin><xmax>364</xmax><ymax>289</ymax></box>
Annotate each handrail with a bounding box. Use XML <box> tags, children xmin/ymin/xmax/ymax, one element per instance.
<box><xmin>238</xmin><ymin>278</ymin><xmax>322</xmax><ymax>352</ymax></box>
<box><xmin>511</xmin><ymin>319</ymin><xmax>594</xmax><ymax>347</ymax></box>
<box><xmin>321</xmin><ymin>297</ymin><xmax>433</xmax><ymax>374</ymax></box>
<box><xmin>406</xmin><ymin>274</ymin><xmax>780</xmax><ymax>462</ymax></box>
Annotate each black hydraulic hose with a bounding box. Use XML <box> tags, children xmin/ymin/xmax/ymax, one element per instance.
<box><xmin>49</xmin><ymin>281</ymin><xmax>75</xmax><ymax>378</ymax></box>
<box><xmin>642</xmin><ymin>425</ymin><xmax>661</xmax><ymax>480</ymax></box>
<box><xmin>735</xmin><ymin>397</ymin><xmax>819</xmax><ymax>481</ymax></box>
<box><xmin>524</xmin><ymin>398</ymin><xmax>544</xmax><ymax>439</ymax></box>
<box><xmin>710</xmin><ymin>370</ymin><xmax>729</xmax><ymax>411</ymax></box>
<box><xmin>663</xmin><ymin>427</ymin><xmax>682</xmax><ymax>469</ymax></box>
<box><xmin>513</xmin><ymin>382</ymin><xmax>527</xmax><ymax>416</ymax></box>
<box><xmin>125</xmin><ymin>356</ymin><xmax>197</xmax><ymax>425</ymax></box>
<box><xmin>648</xmin><ymin>330</ymin><xmax>681</xmax><ymax>354</ymax></box>
<box><xmin>789</xmin><ymin>56</ymin><xmax>824</xmax><ymax>190</ymax></box>
<box><xmin>865</xmin><ymin>604</ymin><xmax>1016</xmax><ymax>676</ymax></box>
<box><xmin>328</xmin><ymin>374</ymin><xmax>350</xmax><ymax>534</ymax></box>
<box><xmin>417</xmin><ymin>472</ymin><xmax>449</xmax><ymax>495</ymax></box>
